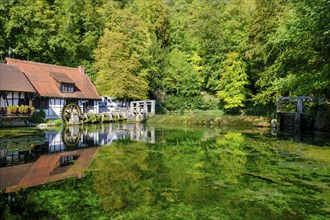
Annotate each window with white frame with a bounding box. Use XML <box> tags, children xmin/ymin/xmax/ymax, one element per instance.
<box><xmin>61</xmin><ymin>83</ymin><xmax>74</xmax><ymax>93</ymax></box>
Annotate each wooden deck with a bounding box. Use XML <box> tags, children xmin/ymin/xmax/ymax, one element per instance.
<box><xmin>0</xmin><ymin>147</ymin><xmax>99</xmax><ymax>193</ymax></box>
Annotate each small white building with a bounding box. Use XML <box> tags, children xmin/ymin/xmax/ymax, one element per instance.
<box><xmin>2</xmin><ymin>58</ymin><xmax>100</xmax><ymax>119</ymax></box>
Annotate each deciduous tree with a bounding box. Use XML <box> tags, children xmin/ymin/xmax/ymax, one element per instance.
<box><xmin>217</xmin><ymin>52</ymin><xmax>251</xmax><ymax>110</ymax></box>
<box><xmin>94</xmin><ymin>9</ymin><xmax>149</xmax><ymax>100</ymax></box>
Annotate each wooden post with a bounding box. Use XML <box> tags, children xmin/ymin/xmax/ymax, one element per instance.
<box><xmin>130</xmin><ymin>102</ymin><xmax>134</xmax><ymax>114</ymax></box>
<box><xmin>150</xmin><ymin>100</ymin><xmax>155</xmax><ymax>115</ymax></box>
<box><xmin>297</xmin><ymin>97</ymin><xmax>303</xmax><ymax>114</ymax></box>
<box><xmin>136</xmin><ymin>103</ymin><xmax>140</xmax><ymax>114</ymax></box>
<box><xmin>143</xmin><ymin>101</ymin><xmax>147</xmax><ymax>114</ymax></box>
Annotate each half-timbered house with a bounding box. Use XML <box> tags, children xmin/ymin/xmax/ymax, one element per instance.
<box><xmin>0</xmin><ymin>63</ymin><xmax>36</xmax><ymax>107</ymax></box>
<box><xmin>2</xmin><ymin>58</ymin><xmax>100</xmax><ymax>119</ymax></box>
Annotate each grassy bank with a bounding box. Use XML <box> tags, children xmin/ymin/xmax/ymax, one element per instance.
<box><xmin>147</xmin><ymin>114</ymin><xmax>270</xmax><ymax>128</ymax></box>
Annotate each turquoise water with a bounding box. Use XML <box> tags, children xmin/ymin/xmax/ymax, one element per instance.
<box><xmin>1</xmin><ymin>124</ymin><xmax>329</xmax><ymax>219</ymax></box>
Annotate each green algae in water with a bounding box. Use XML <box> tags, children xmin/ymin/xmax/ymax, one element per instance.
<box><xmin>0</xmin><ymin>174</ymin><xmax>109</xmax><ymax>220</ymax></box>
<box><xmin>2</xmin><ymin>127</ymin><xmax>330</xmax><ymax>220</ymax></box>
<box><xmin>0</xmin><ymin>127</ymin><xmax>44</xmax><ymax>139</ymax></box>
<box><xmin>0</xmin><ymin>127</ymin><xmax>47</xmax><ymax>152</ymax></box>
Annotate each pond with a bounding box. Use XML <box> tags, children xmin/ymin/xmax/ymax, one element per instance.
<box><xmin>0</xmin><ymin>123</ymin><xmax>329</xmax><ymax>219</ymax></box>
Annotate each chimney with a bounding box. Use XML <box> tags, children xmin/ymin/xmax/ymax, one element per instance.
<box><xmin>78</xmin><ymin>65</ymin><xmax>85</xmax><ymax>74</ymax></box>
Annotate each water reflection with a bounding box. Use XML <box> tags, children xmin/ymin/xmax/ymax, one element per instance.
<box><xmin>47</xmin><ymin>123</ymin><xmax>155</xmax><ymax>153</ymax></box>
<box><xmin>91</xmin><ymin>129</ymin><xmax>330</xmax><ymax>219</ymax></box>
<box><xmin>1</xmin><ymin>125</ymin><xmax>330</xmax><ymax>219</ymax></box>
<box><xmin>0</xmin><ymin>123</ymin><xmax>155</xmax><ymax>166</ymax></box>
<box><xmin>0</xmin><ymin>123</ymin><xmax>156</xmax><ymax>192</ymax></box>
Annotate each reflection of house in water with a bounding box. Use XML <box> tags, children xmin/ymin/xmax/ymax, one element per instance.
<box><xmin>1</xmin><ymin>123</ymin><xmax>155</xmax><ymax>165</ymax></box>
<box><xmin>97</xmin><ymin>123</ymin><xmax>155</xmax><ymax>145</ymax></box>
<box><xmin>0</xmin><ymin>147</ymin><xmax>99</xmax><ymax>193</ymax></box>
<box><xmin>0</xmin><ymin>123</ymin><xmax>155</xmax><ymax>192</ymax></box>
<box><xmin>47</xmin><ymin>123</ymin><xmax>155</xmax><ymax>153</ymax></box>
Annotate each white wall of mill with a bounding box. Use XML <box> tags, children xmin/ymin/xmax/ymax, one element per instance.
<box><xmin>0</xmin><ymin>96</ymin><xmax>5</xmax><ymax>107</ymax></box>
<box><xmin>45</xmin><ymin>98</ymin><xmax>65</xmax><ymax>119</ymax></box>
<box><xmin>0</xmin><ymin>91</ymin><xmax>25</xmax><ymax>107</ymax></box>
<box><xmin>45</xmin><ymin>99</ymin><xmax>99</xmax><ymax>119</ymax></box>
<box><xmin>93</xmin><ymin>100</ymin><xmax>99</xmax><ymax>113</ymax></box>
<box><xmin>77</xmin><ymin>100</ymin><xmax>99</xmax><ymax>114</ymax></box>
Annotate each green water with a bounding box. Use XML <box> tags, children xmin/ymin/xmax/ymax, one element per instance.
<box><xmin>1</xmin><ymin>125</ymin><xmax>330</xmax><ymax>220</ymax></box>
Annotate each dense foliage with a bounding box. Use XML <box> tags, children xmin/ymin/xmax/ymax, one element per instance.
<box><xmin>0</xmin><ymin>0</ymin><xmax>329</xmax><ymax>111</ymax></box>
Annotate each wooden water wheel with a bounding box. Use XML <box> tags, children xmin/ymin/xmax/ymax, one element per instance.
<box><xmin>61</xmin><ymin>103</ymin><xmax>82</xmax><ymax>124</ymax></box>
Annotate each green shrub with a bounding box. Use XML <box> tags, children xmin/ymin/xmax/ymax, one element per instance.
<box><xmin>83</xmin><ymin>114</ymin><xmax>105</xmax><ymax>124</ymax></box>
<box><xmin>47</xmin><ymin>119</ymin><xmax>63</xmax><ymax>126</ymax></box>
<box><xmin>29</xmin><ymin>109</ymin><xmax>46</xmax><ymax>124</ymax></box>
<box><xmin>85</xmin><ymin>114</ymin><xmax>101</xmax><ymax>124</ymax></box>
<box><xmin>244</xmin><ymin>102</ymin><xmax>275</xmax><ymax>116</ymax></box>
<box><xmin>155</xmin><ymin>102</ymin><xmax>167</xmax><ymax>114</ymax></box>
<box><xmin>101</xmin><ymin>115</ymin><xmax>110</xmax><ymax>123</ymax></box>
<box><xmin>112</xmin><ymin>113</ymin><xmax>119</xmax><ymax>121</ymax></box>
<box><xmin>200</xmin><ymin>92</ymin><xmax>220</xmax><ymax>110</ymax></box>
<box><xmin>162</xmin><ymin>94</ymin><xmax>219</xmax><ymax>112</ymax></box>
<box><xmin>96</xmin><ymin>114</ymin><xmax>103</xmax><ymax>122</ymax></box>
<box><xmin>0</xmin><ymin>106</ymin><xmax>5</xmax><ymax>114</ymax></box>
<box><xmin>30</xmin><ymin>106</ymin><xmax>35</xmax><ymax>114</ymax></box>
<box><xmin>163</xmin><ymin>95</ymin><xmax>199</xmax><ymax>112</ymax></box>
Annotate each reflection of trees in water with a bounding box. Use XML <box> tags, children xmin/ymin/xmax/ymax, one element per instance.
<box><xmin>161</xmin><ymin>132</ymin><xmax>248</xmax><ymax>206</ymax></box>
<box><xmin>91</xmin><ymin>130</ymin><xmax>248</xmax><ymax>215</ymax></box>
<box><xmin>2</xmin><ymin>127</ymin><xmax>327</xmax><ymax>220</ymax></box>
<box><xmin>90</xmin><ymin>129</ymin><xmax>330</xmax><ymax>219</ymax></box>
<box><xmin>92</xmin><ymin>142</ymin><xmax>169</xmax><ymax>212</ymax></box>
<box><xmin>213</xmin><ymin>132</ymin><xmax>247</xmax><ymax>184</ymax></box>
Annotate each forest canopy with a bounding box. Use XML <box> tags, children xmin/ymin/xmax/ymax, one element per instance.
<box><xmin>0</xmin><ymin>0</ymin><xmax>329</xmax><ymax>112</ymax></box>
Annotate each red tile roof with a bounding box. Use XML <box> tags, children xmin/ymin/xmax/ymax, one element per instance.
<box><xmin>5</xmin><ymin>58</ymin><xmax>100</xmax><ymax>100</ymax></box>
<box><xmin>0</xmin><ymin>147</ymin><xmax>99</xmax><ymax>192</ymax></box>
<box><xmin>49</xmin><ymin>71</ymin><xmax>75</xmax><ymax>84</ymax></box>
<box><xmin>0</xmin><ymin>63</ymin><xmax>36</xmax><ymax>93</ymax></box>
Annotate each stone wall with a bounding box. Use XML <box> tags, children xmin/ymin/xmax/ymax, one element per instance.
<box><xmin>315</xmin><ymin>110</ymin><xmax>330</xmax><ymax>131</ymax></box>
